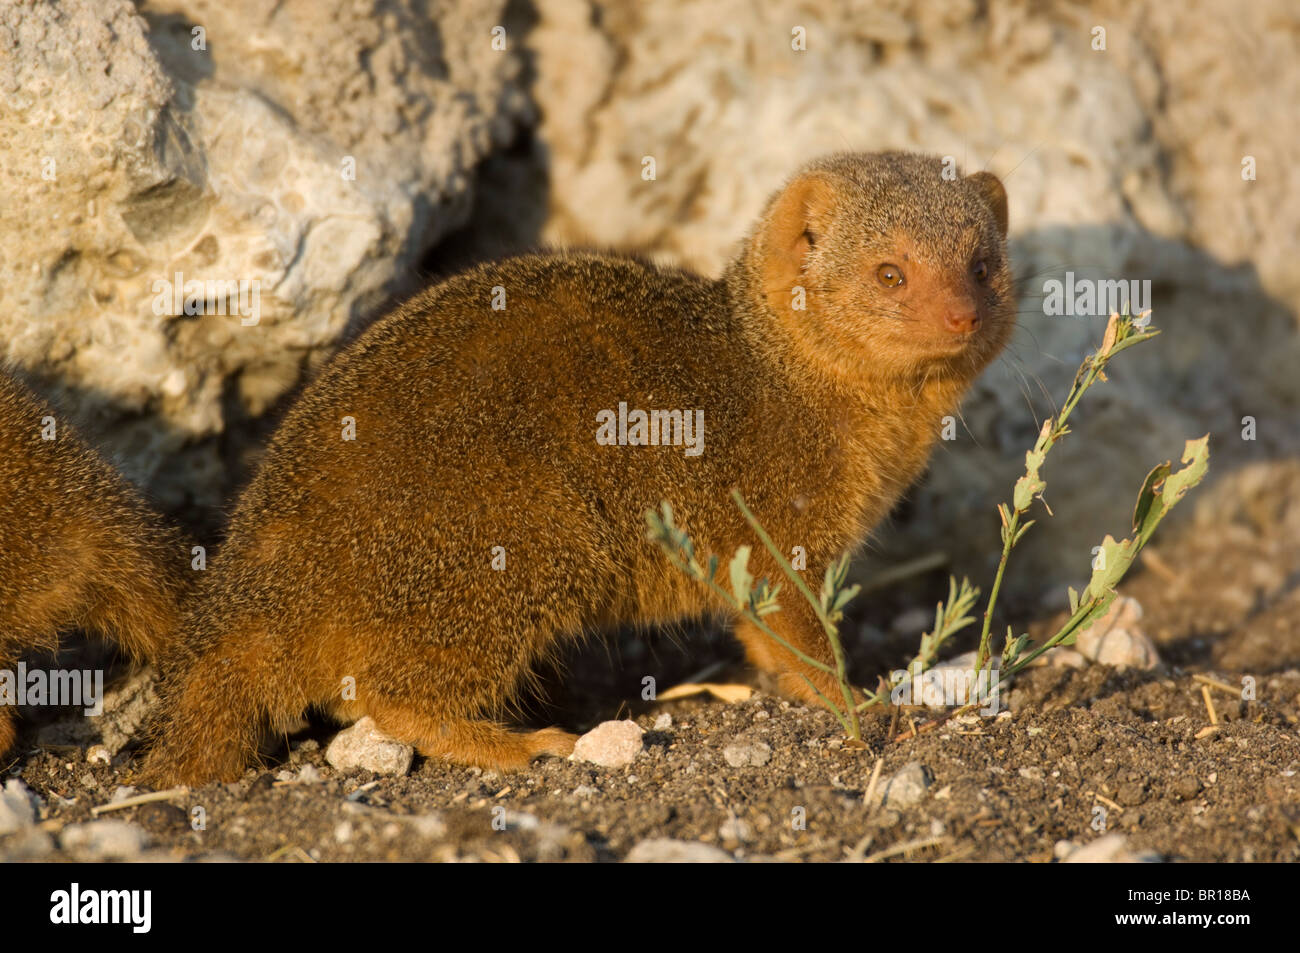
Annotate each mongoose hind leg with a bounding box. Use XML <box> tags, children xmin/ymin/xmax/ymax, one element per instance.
<box><xmin>143</xmin><ymin>624</ymin><xmax>299</xmax><ymax>787</ymax></box>
<box><xmin>365</xmin><ymin>697</ymin><xmax>576</xmax><ymax>772</ymax></box>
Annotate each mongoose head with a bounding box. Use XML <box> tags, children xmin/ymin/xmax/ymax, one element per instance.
<box><xmin>751</xmin><ymin>151</ymin><xmax>1014</xmax><ymax>382</ymax></box>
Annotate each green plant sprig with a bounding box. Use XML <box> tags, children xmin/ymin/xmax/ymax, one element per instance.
<box><xmin>646</xmin><ymin>500</ymin><xmax>868</xmax><ymax>738</ymax></box>
<box><xmin>648</xmin><ymin>309</ymin><xmax>1207</xmax><ymax>746</ymax></box>
<box><xmin>972</xmin><ymin>311</ymin><xmax>1160</xmax><ymax>674</ymax></box>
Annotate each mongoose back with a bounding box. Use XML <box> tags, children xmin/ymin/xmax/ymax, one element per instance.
<box><xmin>0</xmin><ymin>372</ymin><xmax>190</xmax><ymax>757</ymax></box>
<box><xmin>145</xmin><ymin>151</ymin><xmax>1014</xmax><ymax>785</ymax></box>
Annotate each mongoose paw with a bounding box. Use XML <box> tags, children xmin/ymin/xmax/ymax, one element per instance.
<box><xmin>776</xmin><ymin>670</ymin><xmax>867</xmax><ymax>710</ymax></box>
<box><xmin>529</xmin><ymin>726</ymin><xmax>578</xmax><ymax>760</ymax></box>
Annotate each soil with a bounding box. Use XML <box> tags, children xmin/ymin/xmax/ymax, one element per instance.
<box><xmin>5</xmin><ymin>463</ymin><xmax>1300</xmax><ymax>863</ymax></box>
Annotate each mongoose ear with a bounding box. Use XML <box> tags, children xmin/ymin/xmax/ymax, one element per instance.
<box><xmin>967</xmin><ymin>171</ymin><xmax>1008</xmax><ymax>238</ymax></box>
<box><xmin>760</xmin><ymin>174</ymin><xmax>837</xmax><ymax>297</ymax></box>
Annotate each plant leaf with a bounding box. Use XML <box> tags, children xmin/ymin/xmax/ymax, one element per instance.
<box><xmin>729</xmin><ymin>545</ymin><xmax>754</xmax><ymax>608</ymax></box>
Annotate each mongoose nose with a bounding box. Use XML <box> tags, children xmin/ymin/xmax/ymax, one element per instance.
<box><xmin>943</xmin><ymin>306</ymin><xmax>981</xmax><ymax>335</ymax></box>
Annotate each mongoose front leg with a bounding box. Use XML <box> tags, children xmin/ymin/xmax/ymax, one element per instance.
<box><xmin>0</xmin><ymin>706</ymin><xmax>14</xmax><ymax>761</ymax></box>
<box><xmin>732</xmin><ymin>605</ymin><xmax>863</xmax><ymax>710</ymax></box>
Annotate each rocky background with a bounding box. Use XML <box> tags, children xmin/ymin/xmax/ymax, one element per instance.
<box><xmin>2</xmin><ymin>0</ymin><xmax>1298</xmax><ymax>597</ymax></box>
<box><xmin>3</xmin><ymin>0</ymin><xmax>1300</xmax><ymax>868</ymax></box>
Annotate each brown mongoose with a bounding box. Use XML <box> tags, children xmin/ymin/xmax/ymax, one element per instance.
<box><xmin>0</xmin><ymin>371</ymin><xmax>190</xmax><ymax>758</ymax></box>
<box><xmin>143</xmin><ymin>151</ymin><xmax>1013</xmax><ymax>785</ymax></box>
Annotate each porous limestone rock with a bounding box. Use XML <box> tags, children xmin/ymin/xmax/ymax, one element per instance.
<box><xmin>0</xmin><ymin>0</ymin><xmax>530</xmax><ymax>511</ymax></box>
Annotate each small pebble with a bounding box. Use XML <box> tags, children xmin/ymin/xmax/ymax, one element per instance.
<box><xmin>625</xmin><ymin>838</ymin><xmax>735</xmax><ymax>863</ymax></box>
<box><xmin>723</xmin><ymin>740</ymin><xmax>772</xmax><ymax>768</ymax></box>
<box><xmin>1061</xmin><ymin>833</ymin><xmax>1160</xmax><ymax>863</ymax></box>
<box><xmin>718</xmin><ymin>817</ymin><xmax>754</xmax><ymax>843</ymax></box>
<box><xmin>869</xmin><ymin>761</ymin><xmax>932</xmax><ymax>809</ymax></box>
<box><xmin>1174</xmin><ymin>776</ymin><xmax>1202</xmax><ymax>800</ymax></box>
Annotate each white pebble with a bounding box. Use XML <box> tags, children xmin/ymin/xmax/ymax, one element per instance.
<box><xmin>625</xmin><ymin>838</ymin><xmax>735</xmax><ymax>863</ymax></box>
<box><xmin>723</xmin><ymin>740</ymin><xmax>772</xmax><ymax>768</ymax></box>
<box><xmin>573</xmin><ymin>720</ymin><xmax>644</xmax><ymax>768</ymax></box>
<box><xmin>326</xmin><ymin>717</ymin><xmax>414</xmax><ymax>776</ymax></box>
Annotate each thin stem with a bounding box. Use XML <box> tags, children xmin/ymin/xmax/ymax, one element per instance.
<box><xmin>974</xmin><ymin>340</ymin><xmax>1113</xmax><ymax>673</ymax></box>
<box><xmin>975</xmin><ymin>514</ymin><xmax>1018</xmax><ymax>672</ymax></box>
<box><xmin>731</xmin><ymin>489</ymin><xmax>861</xmax><ymax>739</ymax></box>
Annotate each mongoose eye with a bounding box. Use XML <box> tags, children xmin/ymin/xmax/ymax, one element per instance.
<box><xmin>802</xmin><ymin>229</ymin><xmax>818</xmax><ymax>248</ymax></box>
<box><xmin>877</xmin><ymin>264</ymin><xmax>905</xmax><ymax>288</ymax></box>
<box><xmin>973</xmin><ymin>260</ymin><xmax>989</xmax><ymax>282</ymax></box>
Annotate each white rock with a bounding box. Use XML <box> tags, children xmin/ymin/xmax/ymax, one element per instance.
<box><xmin>625</xmin><ymin>838</ymin><xmax>735</xmax><ymax>863</ymax></box>
<box><xmin>1061</xmin><ymin>833</ymin><xmax>1161</xmax><ymax>863</ymax></box>
<box><xmin>0</xmin><ymin>780</ymin><xmax>40</xmax><ymax>836</ymax></box>
<box><xmin>718</xmin><ymin>817</ymin><xmax>754</xmax><ymax>843</ymax></box>
<box><xmin>653</xmin><ymin>713</ymin><xmax>673</xmax><ymax>730</ymax></box>
<box><xmin>326</xmin><ymin>717</ymin><xmax>414</xmax><ymax>776</ymax></box>
<box><xmin>60</xmin><ymin>820</ymin><xmax>147</xmax><ymax>861</ymax></box>
<box><xmin>1074</xmin><ymin>597</ymin><xmax>1160</xmax><ymax>670</ymax></box>
<box><xmin>573</xmin><ymin>720</ymin><xmax>644</xmax><ymax>768</ymax></box>
<box><xmin>723</xmin><ymin>740</ymin><xmax>772</xmax><ymax>768</ymax></box>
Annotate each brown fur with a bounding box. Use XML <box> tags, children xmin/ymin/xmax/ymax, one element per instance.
<box><xmin>143</xmin><ymin>152</ymin><xmax>1014</xmax><ymax>785</ymax></box>
<box><xmin>0</xmin><ymin>373</ymin><xmax>191</xmax><ymax>757</ymax></box>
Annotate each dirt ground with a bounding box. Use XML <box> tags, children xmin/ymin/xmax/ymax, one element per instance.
<box><xmin>4</xmin><ymin>462</ymin><xmax>1300</xmax><ymax>863</ymax></box>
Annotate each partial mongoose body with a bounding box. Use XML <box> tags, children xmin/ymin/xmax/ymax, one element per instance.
<box><xmin>145</xmin><ymin>152</ymin><xmax>1013</xmax><ymax>784</ymax></box>
<box><xmin>0</xmin><ymin>372</ymin><xmax>189</xmax><ymax>757</ymax></box>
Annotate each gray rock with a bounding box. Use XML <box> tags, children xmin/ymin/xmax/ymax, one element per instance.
<box><xmin>723</xmin><ymin>740</ymin><xmax>772</xmax><ymax>768</ymax></box>
<box><xmin>34</xmin><ymin>669</ymin><xmax>159</xmax><ymax>755</ymax></box>
<box><xmin>0</xmin><ymin>0</ymin><xmax>531</xmax><ymax>511</ymax></box>
<box><xmin>573</xmin><ymin>720</ymin><xmax>644</xmax><ymax>768</ymax></box>
<box><xmin>625</xmin><ymin>838</ymin><xmax>735</xmax><ymax>863</ymax></box>
<box><xmin>869</xmin><ymin>761</ymin><xmax>932</xmax><ymax>810</ymax></box>
<box><xmin>325</xmin><ymin>717</ymin><xmax>414</xmax><ymax>776</ymax></box>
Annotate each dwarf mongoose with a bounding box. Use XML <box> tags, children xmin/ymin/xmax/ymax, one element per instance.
<box><xmin>0</xmin><ymin>372</ymin><xmax>189</xmax><ymax>757</ymax></box>
<box><xmin>144</xmin><ymin>151</ymin><xmax>1014</xmax><ymax>784</ymax></box>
